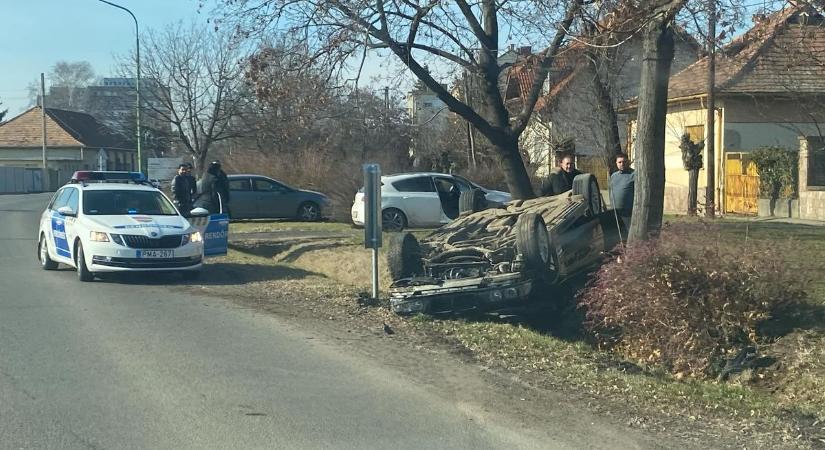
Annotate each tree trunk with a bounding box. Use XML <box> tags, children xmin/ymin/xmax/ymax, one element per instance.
<box><xmin>589</xmin><ymin>60</ymin><xmax>623</xmax><ymax>169</ymax></box>
<box><xmin>490</xmin><ymin>135</ymin><xmax>534</xmax><ymax>199</ymax></box>
<box><xmin>688</xmin><ymin>168</ymin><xmax>699</xmax><ymax>215</ymax></box>
<box><xmin>628</xmin><ymin>21</ymin><xmax>675</xmax><ymax>243</ymax></box>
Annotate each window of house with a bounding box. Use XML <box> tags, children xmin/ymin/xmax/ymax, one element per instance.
<box><xmin>808</xmin><ymin>136</ymin><xmax>825</xmax><ymax>187</ymax></box>
<box><xmin>685</xmin><ymin>125</ymin><xmax>705</xmax><ymax>144</ymax></box>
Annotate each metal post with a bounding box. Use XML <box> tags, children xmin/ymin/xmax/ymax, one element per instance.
<box><xmin>363</xmin><ymin>164</ymin><xmax>383</xmax><ymax>299</ymax></box>
<box><xmin>97</xmin><ymin>0</ymin><xmax>141</xmax><ymax>174</ymax></box>
<box><xmin>40</xmin><ymin>73</ymin><xmax>49</xmax><ymax>192</ymax></box>
<box><xmin>705</xmin><ymin>0</ymin><xmax>717</xmax><ymax>217</ymax></box>
<box><xmin>371</xmin><ymin>248</ymin><xmax>379</xmax><ymax>299</ymax></box>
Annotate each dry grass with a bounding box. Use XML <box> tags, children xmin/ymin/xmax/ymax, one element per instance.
<box><xmin>220</xmin><ymin>219</ymin><xmax>825</xmax><ymax>447</ymax></box>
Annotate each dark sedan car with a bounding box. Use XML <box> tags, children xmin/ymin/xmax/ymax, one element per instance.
<box><xmin>227</xmin><ymin>174</ymin><xmax>331</xmax><ymax>220</ymax></box>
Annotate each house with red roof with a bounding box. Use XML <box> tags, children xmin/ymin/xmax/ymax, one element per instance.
<box><xmin>506</xmin><ymin>5</ymin><xmax>700</xmax><ymax>185</ymax></box>
<box><xmin>622</xmin><ymin>5</ymin><xmax>825</xmax><ymax>218</ymax></box>
<box><xmin>0</xmin><ymin>106</ymin><xmax>136</xmax><ymax>187</ymax></box>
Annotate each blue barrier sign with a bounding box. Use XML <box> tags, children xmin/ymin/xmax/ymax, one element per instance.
<box><xmin>203</xmin><ymin>214</ymin><xmax>229</xmax><ymax>257</ymax></box>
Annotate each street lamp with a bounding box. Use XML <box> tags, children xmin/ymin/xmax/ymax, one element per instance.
<box><xmin>96</xmin><ymin>0</ymin><xmax>142</xmax><ymax>174</ymax></box>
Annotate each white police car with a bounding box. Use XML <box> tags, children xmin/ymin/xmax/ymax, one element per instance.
<box><xmin>37</xmin><ymin>171</ymin><xmax>216</xmax><ymax>281</ymax></box>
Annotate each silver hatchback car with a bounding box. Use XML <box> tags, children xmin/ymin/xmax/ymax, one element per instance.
<box><xmin>351</xmin><ymin>172</ymin><xmax>511</xmax><ymax>231</ymax></box>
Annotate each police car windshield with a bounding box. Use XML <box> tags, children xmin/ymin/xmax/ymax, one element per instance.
<box><xmin>83</xmin><ymin>190</ymin><xmax>178</xmax><ymax>216</ymax></box>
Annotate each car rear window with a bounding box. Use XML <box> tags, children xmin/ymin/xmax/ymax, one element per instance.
<box><xmin>392</xmin><ymin>177</ymin><xmax>436</xmax><ymax>193</ymax></box>
<box><xmin>83</xmin><ymin>190</ymin><xmax>178</xmax><ymax>216</ymax></box>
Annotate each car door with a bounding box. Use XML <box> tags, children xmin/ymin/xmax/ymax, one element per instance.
<box><xmin>62</xmin><ymin>188</ymin><xmax>81</xmax><ymax>259</ymax></box>
<box><xmin>253</xmin><ymin>178</ymin><xmax>299</xmax><ymax>219</ymax></box>
<box><xmin>228</xmin><ymin>177</ymin><xmax>255</xmax><ymax>219</ymax></box>
<box><xmin>48</xmin><ymin>188</ymin><xmax>74</xmax><ymax>262</ymax></box>
<box><xmin>434</xmin><ymin>176</ymin><xmax>468</xmax><ymax>222</ymax></box>
<box><xmin>390</xmin><ymin>176</ymin><xmax>442</xmax><ymax>227</ymax></box>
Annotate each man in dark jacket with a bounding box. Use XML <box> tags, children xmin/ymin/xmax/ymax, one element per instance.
<box><xmin>171</xmin><ymin>164</ymin><xmax>196</xmax><ymax>216</ymax></box>
<box><xmin>540</xmin><ymin>154</ymin><xmax>582</xmax><ymax>196</ymax></box>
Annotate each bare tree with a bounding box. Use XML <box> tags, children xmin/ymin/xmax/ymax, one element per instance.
<box><xmin>127</xmin><ymin>22</ymin><xmax>250</xmax><ymax>172</ymax></box>
<box><xmin>29</xmin><ymin>61</ymin><xmax>96</xmax><ymax>110</ymax></box>
<box><xmin>213</xmin><ymin>0</ymin><xmax>589</xmax><ymax>199</ymax></box>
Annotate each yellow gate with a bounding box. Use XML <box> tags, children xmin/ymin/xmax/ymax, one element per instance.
<box><xmin>725</xmin><ymin>153</ymin><xmax>759</xmax><ymax>215</ymax></box>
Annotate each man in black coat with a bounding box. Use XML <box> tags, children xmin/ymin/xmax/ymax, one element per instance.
<box><xmin>197</xmin><ymin>161</ymin><xmax>230</xmax><ymax>215</ymax></box>
<box><xmin>171</xmin><ymin>164</ymin><xmax>196</xmax><ymax>216</ymax></box>
<box><xmin>540</xmin><ymin>154</ymin><xmax>582</xmax><ymax>196</ymax></box>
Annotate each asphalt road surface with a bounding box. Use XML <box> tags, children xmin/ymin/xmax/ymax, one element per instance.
<box><xmin>0</xmin><ymin>193</ymin><xmax>660</xmax><ymax>449</ymax></box>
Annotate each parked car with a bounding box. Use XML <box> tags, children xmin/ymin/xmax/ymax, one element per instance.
<box><xmin>350</xmin><ymin>172</ymin><xmax>511</xmax><ymax>231</ymax></box>
<box><xmin>227</xmin><ymin>174</ymin><xmax>331</xmax><ymax>221</ymax></box>
<box><xmin>37</xmin><ymin>171</ymin><xmax>213</xmax><ymax>282</ymax></box>
<box><xmin>387</xmin><ymin>174</ymin><xmax>625</xmax><ymax>315</ymax></box>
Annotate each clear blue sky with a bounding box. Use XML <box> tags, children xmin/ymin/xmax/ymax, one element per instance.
<box><xmin>0</xmin><ymin>0</ymin><xmax>214</xmax><ymax>116</ymax></box>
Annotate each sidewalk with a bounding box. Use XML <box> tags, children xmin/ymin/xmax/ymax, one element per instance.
<box><xmin>706</xmin><ymin>214</ymin><xmax>825</xmax><ymax>227</ymax></box>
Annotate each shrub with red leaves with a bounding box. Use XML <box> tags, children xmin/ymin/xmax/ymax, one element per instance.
<box><xmin>578</xmin><ymin>222</ymin><xmax>808</xmax><ymax>378</ymax></box>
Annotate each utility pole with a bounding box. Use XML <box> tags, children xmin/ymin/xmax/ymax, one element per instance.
<box><xmin>40</xmin><ymin>73</ymin><xmax>49</xmax><ymax>192</ymax></box>
<box><xmin>705</xmin><ymin>0</ymin><xmax>717</xmax><ymax>217</ymax></box>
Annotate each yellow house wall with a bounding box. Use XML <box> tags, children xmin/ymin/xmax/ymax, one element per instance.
<box><xmin>659</xmin><ymin>101</ymin><xmax>714</xmax><ymax>213</ymax></box>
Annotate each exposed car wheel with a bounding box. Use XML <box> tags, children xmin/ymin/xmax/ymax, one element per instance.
<box><xmin>458</xmin><ymin>189</ymin><xmax>486</xmax><ymax>215</ymax></box>
<box><xmin>572</xmin><ymin>174</ymin><xmax>603</xmax><ymax>216</ymax></box>
<box><xmin>387</xmin><ymin>232</ymin><xmax>423</xmax><ymax>280</ymax></box>
<box><xmin>39</xmin><ymin>235</ymin><xmax>58</xmax><ymax>270</ymax></box>
<box><xmin>297</xmin><ymin>202</ymin><xmax>321</xmax><ymax>221</ymax></box>
<box><xmin>516</xmin><ymin>213</ymin><xmax>552</xmax><ymax>273</ymax></box>
<box><xmin>382</xmin><ymin>208</ymin><xmax>407</xmax><ymax>232</ymax></box>
<box><xmin>75</xmin><ymin>242</ymin><xmax>94</xmax><ymax>282</ymax></box>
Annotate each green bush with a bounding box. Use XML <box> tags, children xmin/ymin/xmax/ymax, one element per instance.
<box><xmin>750</xmin><ymin>147</ymin><xmax>798</xmax><ymax>199</ymax></box>
<box><xmin>578</xmin><ymin>222</ymin><xmax>808</xmax><ymax>378</ymax></box>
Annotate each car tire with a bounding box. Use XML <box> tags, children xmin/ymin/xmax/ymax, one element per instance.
<box><xmin>459</xmin><ymin>189</ymin><xmax>486</xmax><ymax>215</ymax></box>
<box><xmin>382</xmin><ymin>208</ymin><xmax>407</xmax><ymax>232</ymax></box>
<box><xmin>572</xmin><ymin>174</ymin><xmax>603</xmax><ymax>216</ymax></box>
<box><xmin>387</xmin><ymin>232</ymin><xmax>423</xmax><ymax>280</ymax></box>
<box><xmin>75</xmin><ymin>242</ymin><xmax>94</xmax><ymax>282</ymax></box>
<box><xmin>39</xmin><ymin>235</ymin><xmax>58</xmax><ymax>270</ymax></box>
<box><xmin>297</xmin><ymin>202</ymin><xmax>321</xmax><ymax>221</ymax></box>
<box><xmin>516</xmin><ymin>213</ymin><xmax>552</xmax><ymax>272</ymax></box>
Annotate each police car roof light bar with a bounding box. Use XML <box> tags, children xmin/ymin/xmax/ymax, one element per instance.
<box><xmin>70</xmin><ymin>171</ymin><xmax>149</xmax><ymax>185</ymax></box>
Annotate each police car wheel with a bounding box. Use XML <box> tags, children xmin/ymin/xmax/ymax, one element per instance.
<box><xmin>39</xmin><ymin>235</ymin><xmax>58</xmax><ymax>270</ymax></box>
<box><xmin>75</xmin><ymin>243</ymin><xmax>95</xmax><ymax>282</ymax></box>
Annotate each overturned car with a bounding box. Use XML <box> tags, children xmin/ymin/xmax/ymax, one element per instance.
<box><xmin>387</xmin><ymin>174</ymin><xmax>625</xmax><ymax>315</ymax></box>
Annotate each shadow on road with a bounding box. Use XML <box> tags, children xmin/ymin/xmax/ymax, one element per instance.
<box><xmin>96</xmin><ymin>262</ymin><xmax>319</xmax><ymax>286</ymax></box>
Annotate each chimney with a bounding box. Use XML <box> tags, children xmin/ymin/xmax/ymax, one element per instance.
<box><xmin>518</xmin><ymin>46</ymin><xmax>532</xmax><ymax>56</ymax></box>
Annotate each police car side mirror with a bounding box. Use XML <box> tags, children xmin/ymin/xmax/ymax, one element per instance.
<box><xmin>57</xmin><ymin>206</ymin><xmax>77</xmax><ymax>217</ymax></box>
<box><xmin>190</xmin><ymin>207</ymin><xmax>209</xmax><ymax>217</ymax></box>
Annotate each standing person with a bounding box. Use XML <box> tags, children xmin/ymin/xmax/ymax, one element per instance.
<box><xmin>540</xmin><ymin>154</ymin><xmax>582</xmax><ymax>196</ymax></box>
<box><xmin>212</xmin><ymin>161</ymin><xmax>230</xmax><ymax>216</ymax></box>
<box><xmin>171</xmin><ymin>164</ymin><xmax>196</xmax><ymax>216</ymax></box>
<box><xmin>609</xmin><ymin>152</ymin><xmax>635</xmax><ymax>225</ymax></box>
<box><xmin>197</xmin><ymin>161</ymin><xmax>230</xmax><ymax>215</ymax></box>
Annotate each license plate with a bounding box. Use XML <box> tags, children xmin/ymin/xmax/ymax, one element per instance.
<box><xmin>138</xmin><ymin>250</ymin><xmax>174</xmax><ymax>258</ymax></box>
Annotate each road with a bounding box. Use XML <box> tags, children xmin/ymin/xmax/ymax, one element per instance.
<box><xmin>0</xmin><ymin>193</ymin><xmax>662</xmax><ymax>449</ymax></box>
